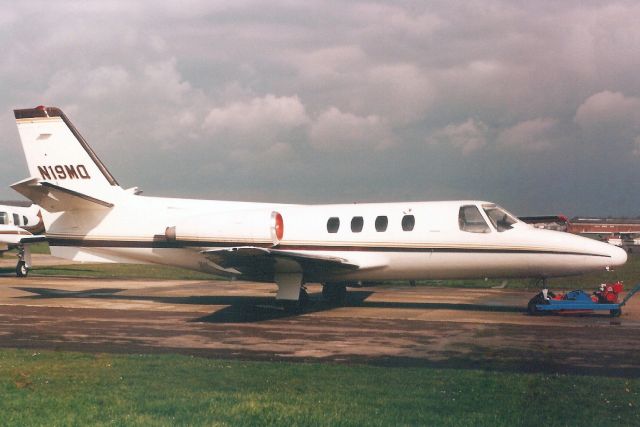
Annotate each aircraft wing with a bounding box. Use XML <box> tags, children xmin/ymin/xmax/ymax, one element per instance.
<box><xmin>11</xmin><ymin>177</ymin><xmax>113</xmax><ymax>212</ymax></box>
<box><xmin>202</xmin><ymin>246</ymin><xmax>362</xmax><ymax>279</ymax></box>
<box><xmin>20</xmin><ymin>235</ymin><xmax>47</xmax><ymax>244</ymax></box>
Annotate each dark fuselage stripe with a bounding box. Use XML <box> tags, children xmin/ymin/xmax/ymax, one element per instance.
<box><xmin>46</xmin><ymin>238</ymin><xmax>611</xmax><ymax>258</ymax></box>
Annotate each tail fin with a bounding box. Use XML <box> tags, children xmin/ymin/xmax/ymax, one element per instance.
<box><xmin>13</xmin><ymin>106</ymin><xmax>121</xmax><ymax>197</ymax></box>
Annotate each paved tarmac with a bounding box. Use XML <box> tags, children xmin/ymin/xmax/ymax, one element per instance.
<box><xmin>1</xmin><ymin>255</ymin><xmax>640</xmax><ymax>376</ymax></box>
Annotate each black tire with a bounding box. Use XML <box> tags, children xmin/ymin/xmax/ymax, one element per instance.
<box><xmin>16</xmin><ymin>261</ymin><xmax>28</xmax><ymax>277</ymax></box>
<box><xmin>322</xmin><ymin>284</ymin><xmax>347</xmax><ymax>305</ymax></box>
<box><xmin>610</xmin><ymin>308</ymin><xmax>622</xmax><ymax>317</ymax></box>
<box><xmin>282</xmin><ymin>287</ymin><xmax>309</xmax><ymax>314</ymax></box>
<box><xmin>527</xmin><ymin>300</ymin><xmax>540</xmax><ymax>315</ymax></box>
<box><xmin>527</xmin><ymin>293</ymin><xmax>546</xmax><ymax>315</ymax></box>
<box><xmin>282</xmin><ymin>300</ymin><xmax>302</xmax><ymax>314</ymax></box>
<box><xmin>299</xmin><ymin>287</ymin><xmax>309</xmax><ymax>306</ymax></box>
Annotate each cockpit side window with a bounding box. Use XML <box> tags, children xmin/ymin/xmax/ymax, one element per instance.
<box><xmin>0</xmin><ymin>212</ymin><xmax>7</xmax><ymax>225</ymax></box>
<box><xmin>458</xmin><ymin>205</ymin><xmax>490</xmax><ymax>233</ymax></box>
<box><xmin>482</xmin><ymin>204</ymin><xmax>517</xmax><ymax>232</ymax></box>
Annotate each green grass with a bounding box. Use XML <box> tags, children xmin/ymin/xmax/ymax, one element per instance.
<box><xmin>0</xmin><ymin>262</ymin><xmax>217</xmax><ymax>281</ymax></box>
<box><xmin>25</xmin><ymin>241</ymin><xmax>52</xmax><ymax>255</ymax></box>
<box><xmin>30</xmin><ymin>263</ymin><xmax>219</xmax><ymax>280</ymax></box>
<box><xmin>0</xmin><ymin>348</ymin><xmax>638</xmax><ymax>426</ymax></box>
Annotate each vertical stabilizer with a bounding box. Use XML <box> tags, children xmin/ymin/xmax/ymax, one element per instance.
<box><xmin>13</xmin><ymin>106</ymin><xmax>121</xmax><ymax>197</ymax></box>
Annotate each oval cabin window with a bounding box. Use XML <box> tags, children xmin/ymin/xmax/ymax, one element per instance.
<box><xmin>402</xmin><ymin>215</ymin><xmax>415</xmax><ymax>231</ymax></box>
<box><xmin>351</xmin><ymin>216</ymin><xmax>364</xmax><ymax>233</ymax></box>
<box><xmin>327</xmin><ymin>217</ymin><xmax>340</xmax><ymax>233</ymax></box>
<box><xmin>375</xmin><ymin>216</ymin><xmax>388</xmax><ymax>232</ymax></box>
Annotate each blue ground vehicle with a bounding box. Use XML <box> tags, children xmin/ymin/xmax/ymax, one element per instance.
<box><xmin>527</xmin><ymin>283</ymin><xmax>640</xmax><ymax>317</ymax></box>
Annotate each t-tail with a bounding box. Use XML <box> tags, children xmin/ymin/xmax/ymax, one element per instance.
<box><xmin>11</xmin><ymin>106</ymin><xmax>123</xmax><ymax>214</ymax></box>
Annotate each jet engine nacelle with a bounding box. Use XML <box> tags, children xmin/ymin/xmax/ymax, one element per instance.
<box><xmin>165</xmin><ymin>210</ymin><xmax>284</xmax><ymax>246</ymax></box>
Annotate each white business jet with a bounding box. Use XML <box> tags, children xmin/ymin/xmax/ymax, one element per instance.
<box><xmin>10</xmin><ymin>106</ymin><xmax>627</xmax><ymax>310</ymax></box>
<box><xmin>0</xmin><ymin>203</ymin><xmax>44</xmax><ymax>276</ymax></box>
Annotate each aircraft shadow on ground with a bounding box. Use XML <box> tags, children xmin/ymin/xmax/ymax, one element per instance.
<box><xmin>13</xmin><ymin>287</ymin><xmax>528</xmax><ymax>323</ymax></box>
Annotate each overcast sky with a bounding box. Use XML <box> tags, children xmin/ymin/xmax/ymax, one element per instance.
<box><xmin>2</xmin><ymin>1</ymin><xmax>640</xmax><ymax>216</ymax></box>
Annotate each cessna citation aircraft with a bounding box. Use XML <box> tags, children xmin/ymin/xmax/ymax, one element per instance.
<box><xmin>10</xmin><ymin>106</ymin><xmax>627</xmax><ymax>310</ymax></box>
<box><xmin>0</xmin><ymin>203</ymin><xmax>44</xmax><ymax>276</ymax></box>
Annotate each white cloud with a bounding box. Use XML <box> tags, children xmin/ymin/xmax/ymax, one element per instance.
<box><xmin>44</xmin><ymin>65</ymin><xmax>131</xmax><ymax>101</ymax></box>
<box><xmin>427</xmin><ymin>118</ymin><xmax>488</xmax><ymax>155</ymax></box>
<box><xmin>310</xmin><ymin>107</ymin><xmax>393</xmax><ymax>152</ymax></box>
<box><xmin>289</xmin><ymin>45</ymin><xmax>368</xmax><ymax>81</ymax></box>
<box><xmin>352</xmin><ymin>3</ymin><xmax>444</xmax><ymax>38</ymax></box>
<box><xmin>202</xmin><ymin>94</ymin><xmax>309</xmax><ymax>144</ymax></box>
<box><xmin>575</xmin><ymin>91</ymin><xmax>640</xmax><ymax>129</ymax></box>
<box><xmin>361</xmin><ymin>64</ymin><xmax>435</xmax><ymax>123</ymax></box>
<box><xmin>574</xmin><ymin>91</ymin><xmax>640</xmax><ymax>156</ymax></box>
<box><xmin>497</xmin><ymin>118</ymin><xmax>558</xmax><ymax>152</ymax></box>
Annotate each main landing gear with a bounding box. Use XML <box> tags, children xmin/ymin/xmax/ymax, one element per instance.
<box><xmin>282</xmin><ymin>286</ymin><xmax>309</xmax><ymax>313</ymax></box>
<box><xmin>322</xmin><ymin>283</ymin><xmax>348</xmax><ymax>305</ymax></box>
<box><xmin>280</xmin><ymin>283</ymin><xmax>350</xmax><ymax>314</ymax></box>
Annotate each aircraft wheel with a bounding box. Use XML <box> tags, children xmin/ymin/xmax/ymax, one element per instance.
<box><xmin>527</xmin><ymin>294</ymin><xmax>544</xmax><ymax>315</ymax></box>
<box><xmin>322</xmin><ymin>283</ymin><xmax>347</xmax><ymax>305</ymax></box>
<box><xmin>299</xmin><ymin>287</ymin><xmax>309</xmax><ymax>306</ymax></box>
<box><xmin>282</xmin><ymin>287</ymin><xmax>309</xmax><ymax>314</ymax></box>
<box><xmin>16</xmin><ymin>261</ymin><xmax>29</xmax><ymax>277</ymax></box>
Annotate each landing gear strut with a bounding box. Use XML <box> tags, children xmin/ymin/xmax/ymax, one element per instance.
<box><xmin>15</xmin><ymin>245</ymin><xmax>30</xmax><ymax>277</ymax></box>
<box><xmin>322</xmin><ymin>283</ymin><xmax>347</xmax><ymax>305</ymax></box>
<box><xmin>527</xmin><ymin>278</ymin><xmax>552</xmax><ymax>315</ymax></box>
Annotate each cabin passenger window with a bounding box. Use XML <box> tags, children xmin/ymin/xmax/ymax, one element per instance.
<box><xmin>375</xmin><ymin>216</ymin><xmax>388</xmax><ymax>232</ymax></box>
<box><xmin>327</xmin><ymin>217</ymin><xmax>340</xmax><ymax>233</ymax></box>
<box><xmin>458</xmin><ymin>205</ymin><xmax>490</xmax><ymax>233</ymax></box>
<box><xmin>402</xmin><ymin>215</ymin><xmax>415</xmax><ymax>231</ymax></box>
<box><xmin>0</xmin><ymin>212</ymin><xmax>7</xmax><ymax>225</ymax></box>
<box><xmin>13</xmin><ymin>214</ymin><xmax>19</xmax><ymax>226</ymax></box>
<box><xmin>482</xmin><ymin>204</ymin><xmax>517</xmax><ymax>232</ymax></box>
<box><xmin>351</xmin><ymin>216</ymin><xmax>364</xmax><ymax>233</ymax></box>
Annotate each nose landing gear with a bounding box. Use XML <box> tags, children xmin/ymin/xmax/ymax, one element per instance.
<box><xmin>15</xmin><ymin>245</ymin><xmax>30</xmax><ymax>277</ymax></box>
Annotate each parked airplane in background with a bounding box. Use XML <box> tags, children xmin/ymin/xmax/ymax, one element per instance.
<box><xmin>10</xmin><ymin>106</ymin><xmax>628</xmax><ymax>310</ymax></box>
<box><xmin>0</xmin><ymin>203</ymin><xmax>44</xmax><ymax>276</ymax></box>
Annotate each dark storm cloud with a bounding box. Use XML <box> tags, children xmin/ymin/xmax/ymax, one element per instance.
<box><xmin>1</xmin><ymin>1</ymin><xmax>640</xmax><ymax>216</ymax></box>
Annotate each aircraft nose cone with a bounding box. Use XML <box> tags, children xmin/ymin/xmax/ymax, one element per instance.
<box><xmin>608</xmin><ymin>244</ymin><xmax>628</xmax><ymax>268</ymax></box>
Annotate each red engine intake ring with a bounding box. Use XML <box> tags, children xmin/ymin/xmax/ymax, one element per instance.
<box><xmin>271</xmin><ymin>211</ymin><xmax>284</xmax><ymax>244</ymax></box>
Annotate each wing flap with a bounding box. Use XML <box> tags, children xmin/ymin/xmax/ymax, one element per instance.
<box><xmin>202</xmin><ymin>246</ymin><xmax>361</xmax><ymax>278</ymax></box>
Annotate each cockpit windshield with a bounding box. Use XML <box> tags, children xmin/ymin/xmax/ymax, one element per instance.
<box><xmin>482</xmin><ymin>204</ymin><xmax>518</xmax><ymax>232</ymax></box>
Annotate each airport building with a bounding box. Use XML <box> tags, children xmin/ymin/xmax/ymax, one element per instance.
<box><xmin>521</xmin><ymin>216</ymin><xmax>640</xmax><ymax>249</ymax></box>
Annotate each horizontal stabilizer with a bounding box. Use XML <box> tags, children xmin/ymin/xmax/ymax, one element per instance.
<box><xmin>202</xmin><ymin>246</ymin><xmax>361</xmax><ymax>278</ymax></box>
<box><xmin>11</xmin><ymin>177</ymin><xmax>113</xmax><ymax>212</ymax></box>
